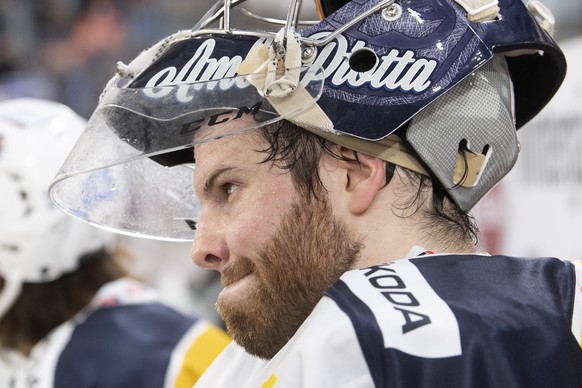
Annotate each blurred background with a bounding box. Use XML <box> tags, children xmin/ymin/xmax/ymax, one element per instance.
<box><xmin>0</xmin><ymin>0</ymin><xmax>580</xmax><ymax>319</ymax></box>
<box><xmin>0</xmin><ymin>0</ymin><xmax>219</xmax><ymax>118</ymax></box>
<box><xmin>471</xmin><ymin>1</ymin><xmax>582</xmax><ymax>261</ymax></box>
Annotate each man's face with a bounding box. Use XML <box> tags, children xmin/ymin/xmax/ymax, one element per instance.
<box><xmin>192</xmin><ymin>128</ymin><xmax>362</xmax><ymax>359</ymax></box>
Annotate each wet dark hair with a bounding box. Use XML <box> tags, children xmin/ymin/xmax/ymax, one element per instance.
<box><xmin>0</xmin><ymin>248</ymin><xmax>129</xmax><ymax>353</ymax></box>
<box><xmin>256</xmin><ymin>120</ymin><xmax>479</xmax><ymax>245</ymax></box>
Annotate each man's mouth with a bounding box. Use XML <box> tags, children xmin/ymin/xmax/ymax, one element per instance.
<box><xmin>221</xmin><ymin>273</ymin><xmax>250</xmax><ymax>288</ymax></box>
<box><xmin>218</xmin><ymin>271</ymin><xmax>257</xmax><ymax>304</ymax></box>
<box><xmin>221</xmin><ymin>262</ymin><xmax>253</xmax><ymax>288</ymax></box>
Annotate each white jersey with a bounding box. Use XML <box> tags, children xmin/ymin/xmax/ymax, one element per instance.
<box><xmin>1</xmin><ymin>277</ymin><xmax>230</xmax><ymax>388</ymax></box>
<box><xmin>196</xmin><ymin>250</ymin><xmax>582</xmax><ymax>388</ymax></box>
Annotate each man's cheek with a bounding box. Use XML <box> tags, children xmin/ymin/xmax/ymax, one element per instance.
<box><xmin>228</xmin><ymin>214</ymin><xmax>270</xmax><ymax>253</ymax></box>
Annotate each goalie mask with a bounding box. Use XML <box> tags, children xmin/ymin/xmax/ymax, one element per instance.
<box><xmin>0</xmin><ymin>99</ymin><xmax>115</xmax><ymax>320</ymax></box>
<box><xmin>49</xmin><ymin>0</ymin><xmax>566</xmax><ymax>241</ymax></box>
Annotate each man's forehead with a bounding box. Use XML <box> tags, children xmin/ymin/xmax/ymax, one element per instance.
<box><xmin>193</xmin><ymin>125</ymin><xmax>262</xmax><ymax>168</ymax></box>
<box><xmin>192</xmin><ymin>110</ymin><xmax>264</xmax><ymax>144</ymax></box>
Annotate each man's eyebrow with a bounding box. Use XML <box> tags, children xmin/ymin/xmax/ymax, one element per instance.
<box><xmin>203</xmin><ymin>167</ymin><xmax>236</xmax><ymax>193</ymax></box>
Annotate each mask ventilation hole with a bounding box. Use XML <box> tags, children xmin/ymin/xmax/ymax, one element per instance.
<box><xmin>348</xmin><ymin>48</ymin><xmax>378</xmax><ymax>73</ymax></box>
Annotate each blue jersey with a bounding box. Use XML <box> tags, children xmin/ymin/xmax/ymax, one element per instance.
<box><xmin>1</xmin><ymin>278</ymin><xmax>230</xmax><ymax>388</ymax></box>
<box><xmin>195</xmin><ymin>252</ymin><xmax>582</xmax><ymax>387</ymax></box>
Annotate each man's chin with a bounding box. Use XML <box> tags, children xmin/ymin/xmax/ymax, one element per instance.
<box><xmin>216</xmin><ymin>273</ymin><xmax>263</xmax><ymax>331</ymax></box>
<box><xmin>220</xmin><ymin>309</ymin><xmax>283</xmax><ymax>361</ymax></box>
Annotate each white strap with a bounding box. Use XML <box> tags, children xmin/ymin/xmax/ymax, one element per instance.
<box><xmin>238</xmin><ymin>27</ymin><xmax>335</xmax><ymax>133</ymax></box>
<box><xmin>264</xmin><ymin>27</ymin><xmax>302</xmax><ymax>98</ymax></box>
<box><xmin>454</xmin><ymin>0</ymin><xmax>499</xmax><ymax>22</ymax></box>
<box><xmin>527</xmin><ymin>0</ymin><xmax>555</xmax><ymax>37</ymax></box>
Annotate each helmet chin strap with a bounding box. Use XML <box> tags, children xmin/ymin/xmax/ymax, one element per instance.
<box><xmin>0</xmin><ymin>269</ymin><xmax>23</xmax><ymax>320</ymax></box>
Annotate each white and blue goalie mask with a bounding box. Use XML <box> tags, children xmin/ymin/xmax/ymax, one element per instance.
<box><xmin>49</xmin><ymin>0</ymin><xmax>566</xmax><ymax>241</ymax></box>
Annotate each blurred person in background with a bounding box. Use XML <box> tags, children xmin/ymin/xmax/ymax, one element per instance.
<box><xmin>0</xmin><ymin>98</ymin><xmax>230</xmax><ymax>388</ymax></box>
<box><xmin>0</xmin><ymin>0</ymin><xmax>57</xmax><ymax>101</ymax></box>
<box><xmin>0</xmin><ymin>0</ymin><xmax>209</xmax><ymax>116</ymax></box>
<box><xmin>39</xmin><ymin>0</ymin><xmax>131</xmax><ymax>118</ymax></box>
<box><xmin>119</xmin><ymin>237</ymin><xmax>224</xmax><ymax>327</ymax></box>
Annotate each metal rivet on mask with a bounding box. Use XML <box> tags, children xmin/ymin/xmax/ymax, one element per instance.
<box><xmin>382</xmin><ymin>3</ymin><xmax>402</xmax><ymax>21</ymax></box>
<box><xmin>301</xmin><ymin>45</ymin><xmax>317</xmax><ymax>63</ymax></box>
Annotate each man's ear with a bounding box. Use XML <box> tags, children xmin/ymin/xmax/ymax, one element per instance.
<box><xmin>335</xmin><ymin>146</ymin><xmax>386</xmax><ymax>215</ymax></box>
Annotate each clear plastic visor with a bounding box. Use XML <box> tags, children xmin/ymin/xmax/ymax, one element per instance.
<box><xmin>50</xmin><ymin>66</ymin><xmax>325</xmax><ymax>241</ymax></box>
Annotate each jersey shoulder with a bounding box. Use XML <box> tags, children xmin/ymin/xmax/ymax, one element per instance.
<box><xmin>325</xmin><ymin>255</ymin><xmax>582</xmax><ymax>388</ymax></box>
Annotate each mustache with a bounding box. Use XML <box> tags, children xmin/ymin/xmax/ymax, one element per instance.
<box><xmin>221</xmin><ymin>256</ymin><xmax>255</xmax><ymax>287</ymax></box>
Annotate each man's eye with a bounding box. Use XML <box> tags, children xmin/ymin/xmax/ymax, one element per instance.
<box><xmin>223</xmin><ymin>183</ymin><xmax>238</xmax><ymax>196</ymax></box>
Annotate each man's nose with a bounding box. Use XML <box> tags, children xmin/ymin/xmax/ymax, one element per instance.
<box><xmin>191</xmin><ymin>216</ymin><xmax>229</xmax><ymax>271</ymax></box>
